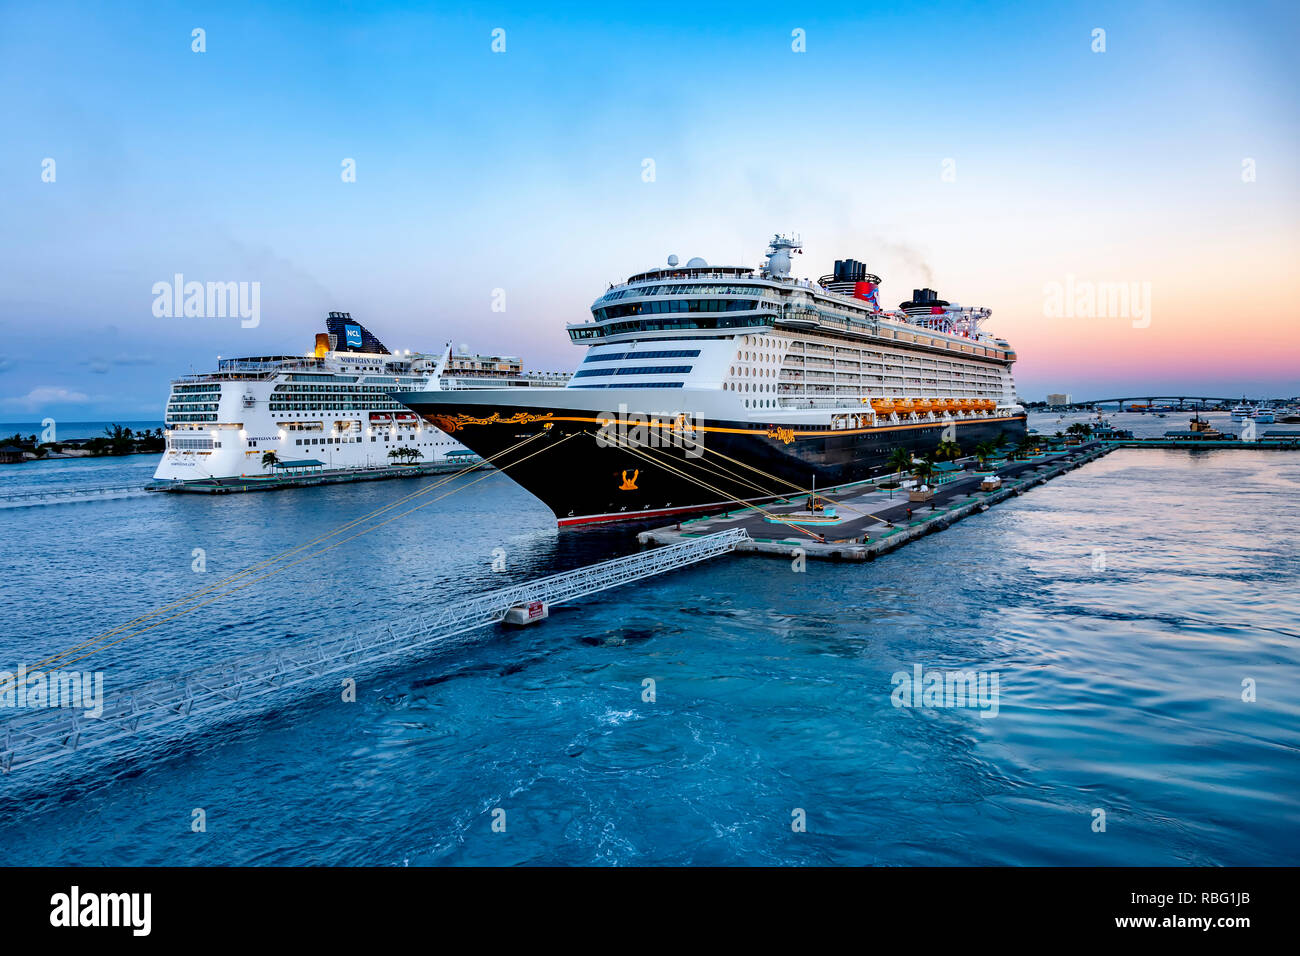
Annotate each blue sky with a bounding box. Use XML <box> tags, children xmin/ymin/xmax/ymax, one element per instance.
<box><xmin>2</xmin><ymin>0</ymin><xmax>1297</xmax><ymax>418</ymax></box>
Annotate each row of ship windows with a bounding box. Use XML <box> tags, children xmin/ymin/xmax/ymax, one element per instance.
<box><xmin>572</xmin><ymin>365</ymin><xmax>693</xmax><ymax>378</ymax></box>
<box><xmin>275</xmin><ymin>384</ymin><xmax>394</xmax><ymax>393</ymax></box>
<box><xmin>786</xmin><ymin>353</ymin><xmax>1001</xmax><ymax>371</ymax></box>
<box><xmin>597</xmin><ymin>286</ymin><xmax>920</xmax><ymax>337</ymax></box>
<box><xmin>600</xmin><ymin>284</ymin><xmax>768</xmax><ymax>301</ymax></box>
<box><xmin>784</xmin><ymin>364</ymin><xmax>1001</xmax><ymax>376</ymax></box>
<box><xmin>782</xmin><ymin>367</ymin><xmax>1001</xmax><ymax>381</ymax></box>
<box><xmin>581</xmin><ymin>349</ymin><xmax>701</xmax><ymax>363</ymax></box>
<box><xmin>287</xmin><ymin>437</ymin><xmax>457</xmax><ymax>446</ymax></box>
<box><xmin>787</xmin><ymin>376</ymin><xmax>1001</xmax><ymax>389</ymax></box>
<box><xmin>572</xmin><ymin>315</ymin><xmax>773</xmax><ymax>339</ymax></box>
<box><xmin>593</xmin><ymin>299</ymin><xmax>760</xmax><ymax>321</ymax></box>
<box><xmin>268</xmin><ymin>404</ymin><xmax>404</xmax><ymax>411</ymax></box>
<box><xmin>784</xmin><ymin>340</ymin><xmax>1001</xmax><ymax>369</ymax></box>
<box><xmin>570</xmin><ymin>382</ymin><xmax>685</xmax><ymax>389</ymax></box>
<box><xmin>290</xmin><ymin>435</ymin><xmax>448</xmax><ymax>446</ymax></box>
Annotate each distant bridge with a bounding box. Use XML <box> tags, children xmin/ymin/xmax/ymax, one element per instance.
<box><xmin>1052</xmin><ymin>397</ymin><xmax>1276</xmax><ymax>410</ymax></box>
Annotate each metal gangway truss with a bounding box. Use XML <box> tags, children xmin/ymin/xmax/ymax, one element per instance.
<box><xmin>0</xmin><ymin>484</ymin><xmax>144</xmax><ymax>506</ymax></box>
<box><xmin>0</xmin><ymin>529</ymin><xmax>748</xmax><ymax>775</ymax></box>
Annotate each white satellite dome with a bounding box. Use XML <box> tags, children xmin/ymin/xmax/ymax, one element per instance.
<box><xmin>685</xmin><ymin>256</ymin><xmax>708</xmax><ymax>268</ymax></box>
<box><xmin>667</xmin><ymin>254</ymin><xmax>679</xmax><ymax>266</ymax></box>
<box><xmin>767</xmin><ymin>249</ymin><xmax>791</xmax><ymax>277</ymax></box>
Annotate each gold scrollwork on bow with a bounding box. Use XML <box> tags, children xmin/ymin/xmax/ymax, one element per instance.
<box><xmin>427</xmin><ymin>411</ymin><xmax>556</xmax><ymax>434</ymax></box>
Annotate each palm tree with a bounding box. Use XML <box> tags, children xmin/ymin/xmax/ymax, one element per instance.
<box><xmin>935</xmin><ymin>439</ymin><xmax>962</xmax><ymax>461</ymax></box>
<box><xmin>1014</xmin><ymin>436</ymin><xmax>1034</xmax><ymax>460</ymax></box>
<box><xmin>974</xmin><ymin>439</ymin><xmax>998</xmax><ymax>468</ymax></box>
<box><xmin>261</xmin><ymin>450</ymin><xmax>280</xmax><ymax>470</ymax></box>
<box><xmin>912</xmin><ymin>455</ymin><xmax>936</xmax><ymax>487</ymax></box>
<box><xmin>886</xmin><ymin>446</ymin><xmax>913</xmax><ymax>478</ymax></box>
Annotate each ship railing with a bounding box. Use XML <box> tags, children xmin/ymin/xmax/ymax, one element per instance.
<box><xmin>216</xmin><ymin>359</ymin><xmax>323</xmax><ymax>373</ymax></box>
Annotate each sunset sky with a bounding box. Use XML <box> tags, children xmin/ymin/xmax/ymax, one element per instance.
<box><xmin>2</xmin><ymin>0</ymin><xmax>1297</xmax><ymax>418</ymax></box>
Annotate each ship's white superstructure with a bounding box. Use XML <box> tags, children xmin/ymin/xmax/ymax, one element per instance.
<box><xmin>154</xmin><ymin>313</ymin><xmax>568</xmax><ymax>482</ymax></box>
<box><xmin>564</xmin><ymin>236</ymin><xmax>1021</xmax><ymax>422</ymax></box>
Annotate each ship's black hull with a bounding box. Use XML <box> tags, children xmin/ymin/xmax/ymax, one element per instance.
<box><xmin>403</xmin><ymin>399</ymin><xmax>1027</xmax><ymax>526</ymax></box>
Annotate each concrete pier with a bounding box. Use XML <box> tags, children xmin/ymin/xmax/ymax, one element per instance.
<box><xmin>638</xmin><ymin>443</ymin><xmax>1112</xmax><ymax>562</ymax></box>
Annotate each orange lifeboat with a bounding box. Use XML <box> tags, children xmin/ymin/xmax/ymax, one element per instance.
<box><xmin>871</xmin><ymin>398</ymin><xmax>895</xmax><ymax>414</ymax></box>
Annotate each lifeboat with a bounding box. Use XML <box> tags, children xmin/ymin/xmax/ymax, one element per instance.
<box><xmin>871</xmin><ymin>398</ymin><xmax>896</xmax><ymax>414</ymax></box>
<box><xmin>369</xmin><ymin>412</ymin><xmax>393</xmax><ymax>423</ymax></box>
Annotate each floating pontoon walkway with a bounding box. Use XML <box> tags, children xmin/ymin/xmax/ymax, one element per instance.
<box><xmin>145</xmin><ymin>459</ymin><xmax>488</xmax><ymax>494</ymax></box>
<box><xmin>0</xmin><ymin>528</ymin><xmax>748</xmax><ymax>775</ymax></box>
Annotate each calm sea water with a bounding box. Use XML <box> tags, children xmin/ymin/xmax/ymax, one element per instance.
<box><xmin>0</xmin><ymin>416</ymin><xmax>1297</xmax><ymax>865</ymax></box>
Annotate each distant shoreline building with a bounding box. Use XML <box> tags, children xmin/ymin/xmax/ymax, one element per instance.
<box><xmin>1046</xmin><ymin>393</ymin><xmax>1071</xmax><ymax>405</ymax></box>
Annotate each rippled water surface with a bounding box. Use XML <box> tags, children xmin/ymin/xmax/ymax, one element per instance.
<box><xmin>0</xmin><ymin>425</ymin><xmax>1297</xmax><ymax>865</ymax></box>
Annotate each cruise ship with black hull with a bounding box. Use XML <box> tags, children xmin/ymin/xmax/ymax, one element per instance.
<box><xmin>394</xmin><ymin>235</ymin><xmax>1027</xmax><ymax>526</ymax></box>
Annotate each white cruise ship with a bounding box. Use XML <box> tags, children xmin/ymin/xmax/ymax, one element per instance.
<box><xmin>394</xmin><ymin>235</ymin><xmax>1028</xmax><ymax>526</ymax></box>
<box><xmin>153</xmin><ymin>312</ymin><xmax>569</xmax><ymax>483</ymax></box>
